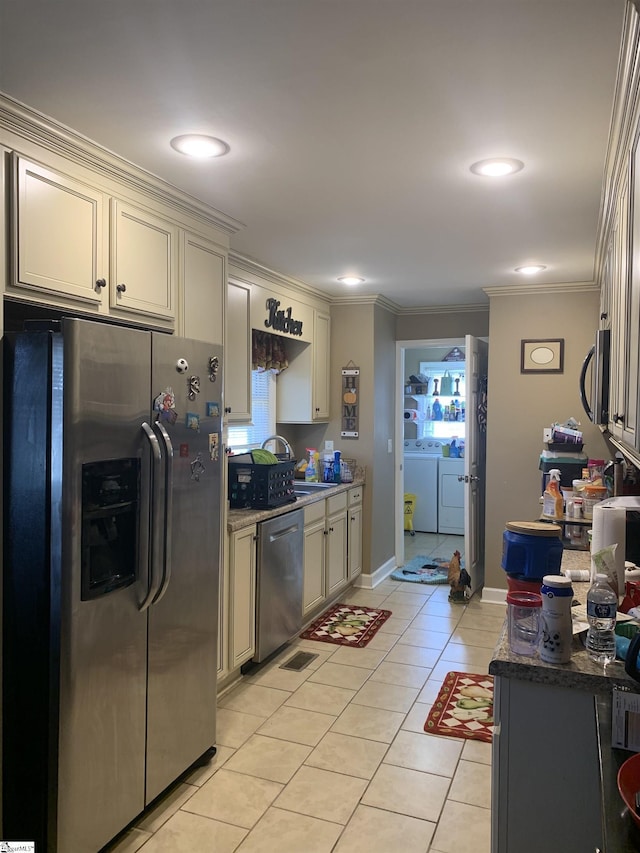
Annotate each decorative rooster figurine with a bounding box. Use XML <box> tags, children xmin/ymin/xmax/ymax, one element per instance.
<box><xmin>447</xmin><ymin>550</ymin><xmax>471</xmax><ymax>602</ymax></box>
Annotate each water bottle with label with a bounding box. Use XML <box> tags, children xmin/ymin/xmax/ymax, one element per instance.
<box><xmin>586</xmin><ymin>573</ymin><xmax>617</xmax><ymax>664</ymax></box>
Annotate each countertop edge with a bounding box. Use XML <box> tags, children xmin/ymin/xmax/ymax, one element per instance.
<box><xmin>226</xmin><ymin>473</ymin><xmax>365</xmax><ymax>532</ymax></box>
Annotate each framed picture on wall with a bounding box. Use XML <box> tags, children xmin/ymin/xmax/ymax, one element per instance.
<box><xmin>520</xmin><ymin>338</ymin><xmax>564</xmax><ymax>374</ymax></box>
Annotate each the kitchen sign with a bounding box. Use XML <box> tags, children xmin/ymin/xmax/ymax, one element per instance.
<box><xmin>341</xmin><ymin>365</ymin><xmax>360</xmax><ymax>439</ymax></box>
<box><xmin>264</xmin><ymin>298</ymin><xmax>303</xmax><ymax>336</ymax></box>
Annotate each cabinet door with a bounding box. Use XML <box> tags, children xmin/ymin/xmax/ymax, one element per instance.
<box><xmin>225</xmin><ymin>280</ymin><xmax>252</xmax><ymax>422</ymax></box>
<box><xmin>110</xmin><ymin>199</ymin><xmax>178</xmax><ymax>321</ymax></box>
<box><xmin>348</xmin><ymin>504</ymin><xmax>363</xmax><ymax>581</ymax></box>
<box><xmin>312</xmin><ymin>311</ymin><xmax>330</xmax><ymax>420</ymax></box>
<box><xmin>303</xmin><ymin>517</ymin><xmax>327</xmax><ymax>615</ymax></box>
<box><xmin>229</xmin><ymin>525</ymin><xmax>257</xmax><ymax>669</ymax></box>
<box><xmin>182</xmin><ymin>231</ymin><xmax>225</xmax><ymax>344</ymax></box>
<box><xmin>326</xmin><ymin>510</ymin><xmax>348</xmax><ymax>595</ymax></box>
<box><xmin>13</xmin><ymin>154</ymin><xmax>105</xmax><ymax>306</ymax></box>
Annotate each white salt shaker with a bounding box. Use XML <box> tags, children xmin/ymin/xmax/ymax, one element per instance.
<box><xmin>539</xmin><ymin>575</ymin><xmax>574</xmax><ymax>664</ymax></box>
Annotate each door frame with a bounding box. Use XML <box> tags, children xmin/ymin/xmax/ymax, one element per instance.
<box><xmin>395</xmin><ymin>337</ymin><xmax>465</xmax><ymax>567</ymax></box>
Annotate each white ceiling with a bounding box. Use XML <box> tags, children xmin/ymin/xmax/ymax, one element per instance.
<box><xmin>0</xmin><ymin>0</ymin><xmax>625</xmax><ymax>308</ymax></box>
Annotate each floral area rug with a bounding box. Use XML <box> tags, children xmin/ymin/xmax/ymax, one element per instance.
<box><xmin>300</xmin><ymin>603</ymin><xmax>392</xmax><ymax>647</ymax></box>
<box><xmin>424</xmin><ymin>671</ymin><xmax>494</xmax><ymax>743</ymax></box>
<box><xmin>390</xmin><ymin>554</ymin><xmax>463</xmax><ymax>584</ymax></box>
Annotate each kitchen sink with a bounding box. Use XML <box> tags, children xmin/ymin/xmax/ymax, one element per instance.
<box><xmin>293</xmin><ymin>482</ymin><xmax>334</xmax><ymax>495</ymax></box>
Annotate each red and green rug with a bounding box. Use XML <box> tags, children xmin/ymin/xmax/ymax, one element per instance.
<box><xmin>300</xmin><ymin>603</ymin><xmax>392</xmax><ymax>648</ymax></box>
<box><xmin>424</xmin><ymin>671</ymin><xmax>494</xmax><ymax>743</ymax></box>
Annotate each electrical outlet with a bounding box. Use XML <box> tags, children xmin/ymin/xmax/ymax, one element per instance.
<box><xmin>543</xmin><ymin>428</ymin><xmax>552</xmax><ymax>442</ymax></box>
<box><xmin>388</xmin><ymin>439</ymin><xmax>393</xmax><ymax>453</ymax></box>
<box><xmin>324</xmin><ymin>440</ymin><xmax>334</xmax><ymax>452</ymax></box>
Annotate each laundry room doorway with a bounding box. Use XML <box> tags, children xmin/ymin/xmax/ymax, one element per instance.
<box><xmin>395</xmin><ymin>336</ymin><xmax>488</xmax><ymax>596</ymax></box>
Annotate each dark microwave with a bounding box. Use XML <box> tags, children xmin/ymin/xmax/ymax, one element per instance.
<box><xmin>579</xmin><ymin>328</ymin><xmax>610</xmax><ymax>425</ymax></box>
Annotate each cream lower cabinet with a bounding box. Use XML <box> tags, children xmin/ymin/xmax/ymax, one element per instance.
<box><xmin>303</xmin><ymin>501</ymin><xmax>327</xmax><ymax>616</ymax></box>
<box><xmin>326</xmin><ymin>492</ymin><xmax>348</xmax><ymax>596</ymax></box>
<box><xmin>347</xmin><ymin>486</ymin><xmax>363</xmax><ymax>581</ymax></box>
<box><xmin>228</xmin><ymin>524</ymin><xmax>257</xmax><ymax>669</ymax></box>
<box><xmin>303</xmin><ymin>491</ymin><xmax>349</xmax><ymax>618</ymax></box>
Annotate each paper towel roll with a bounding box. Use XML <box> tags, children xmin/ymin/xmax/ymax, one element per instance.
<box><xmin>591</xmin><ymin>504</ymin><xmax>626</xmax><ymax>597</ymax></box>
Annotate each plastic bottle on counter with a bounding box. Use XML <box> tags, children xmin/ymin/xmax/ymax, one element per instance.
<box><xmin>305</xmin><ymin>448</ymin><xmax>318</xmax><ymax>482</ymax></box>
<box><xmin>586</xmin><ymin>573</ymin><xmax>617</xmax><ymax>664</ymax></box>
<box><xmin>539</xmin><ymin>575</ymin><xmax>574</xmax><ymax>664</ymax></box>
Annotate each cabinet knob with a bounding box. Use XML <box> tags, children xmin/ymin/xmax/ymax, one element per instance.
<box><xmin>95</xmin><ymin>278</ymin><xmax>107</xmax><ymax>291</ymax></box>
<box><xmin>224</xmin><ymin>406</ymin><xmax>232</xmax><ymax>414</ymax></box>
<box><xmin>116</xmin><ymin>283</ymin><xmax>127</xmax><ymax>294</ymax></box>
<box><xmin>613</xmin><ymin>413</ymin><xmax>624</xmax><ymax>423</ymax></box>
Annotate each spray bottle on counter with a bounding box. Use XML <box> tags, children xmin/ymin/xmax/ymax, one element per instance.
<box><xmin>305</xmin><ymin>448</ymin><xmax>318</xmax><ymax>482</ymax></box>
<box><xmin>542</xmin><ymin>468</ymin><xmax>564</xmax><ymax>520</ymax></box>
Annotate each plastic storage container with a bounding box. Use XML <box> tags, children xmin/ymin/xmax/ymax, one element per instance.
<box><xmin>539</xmin><ymin>575</ymin><xmax>574</xmax><ymax>664</ymax></box>
<box><xmin>507</xmin><ymin>591</ymin><xmax>542</xmax><ymax>655</ymax></box>
<box><xmin>501</xmin><ymin>521</ymin><xmax>563</xmax><ymax>580</ymax></box>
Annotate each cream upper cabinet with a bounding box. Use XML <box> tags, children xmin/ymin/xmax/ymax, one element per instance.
<box><xmin>312</xmin><ymin>311</ymin><xmax>330</xmax><ymax>420</ymax></box>
<box><xmin>182</xmin><ymin>231</ymin><xmax>225</xmax><ymax>344</ymax></box>
<box><xmin>225</xmin><ymin>279</ymin><xmax>252</xmax><ymax>423</ymax></box>
<box><xmin>12</xmin><ymin>154</ymin><xmax>106</xmax><ymax>306</ymax></box>
<box><xmin>277</xmin><ymin>309</ymin><xmax>331</xmax><ymax>423</ymax></box>
<box><xmin>110</xmin><ymin>198</ymin><xmax>178</xmax><ymax>322</ymax></box>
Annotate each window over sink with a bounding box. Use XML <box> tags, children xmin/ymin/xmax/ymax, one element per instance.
<box><xmin>227</xmin><ymin>371</ymin><xmax>276</xmax><ymax>453</ymax></box>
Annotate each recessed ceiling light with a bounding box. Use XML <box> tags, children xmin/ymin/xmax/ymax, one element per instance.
<box><xmin>515</xmin><ymin>264</ymin><xmax>547</xmax><ymax>275</ymax></box>
<box><xmin>470</xmin><ymin>158</ymin><xmax>524</xmax><ymax>177</ymax></box>
<box><xmin>170</xmin><ymin>134</ymin><xmax>230</xmax><ymax>158</ymax></box>
<box><xmin>337</xmin><ymin>276</ymin><xmax>365</xmax><ymax>285</ymax></box>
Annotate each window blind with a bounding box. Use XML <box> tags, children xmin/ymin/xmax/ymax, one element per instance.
<box><xmin>227</xmin><ymin>371</ymin><xmax>276</xmax><ymax>453</ymax></box>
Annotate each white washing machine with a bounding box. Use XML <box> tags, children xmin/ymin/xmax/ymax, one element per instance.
<box><xmin>438</xmin><ymin>456</ymin><xmax>465</xmax><ymax>534</ymax></box>
<box><xmin>403</xmin><ymin>439</ymin><xmax>440</xmax><ymax>532</ymax></box>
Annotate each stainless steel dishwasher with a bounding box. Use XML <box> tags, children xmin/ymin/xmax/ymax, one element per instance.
<box><xmin>254</xmin><ymin>508</ymin><xmax>304</xmax><ymax>662</ymax></box>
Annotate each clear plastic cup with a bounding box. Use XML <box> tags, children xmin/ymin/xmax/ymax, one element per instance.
<box><xmin>507</xmin><ymin>591</ymin><xmax>542</xmax><ymax>656</ymax></box>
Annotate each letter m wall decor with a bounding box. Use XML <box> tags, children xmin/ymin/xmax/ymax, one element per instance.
<box><xmin>341</xmin><ymin>364</ymin><xmax>360</xmax><ymax>439</ymax></box>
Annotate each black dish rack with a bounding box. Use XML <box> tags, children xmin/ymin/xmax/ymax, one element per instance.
<box><xmin>228</xmin><ymin>454</ymin><xmax>296</xmax><ymax>509</ymax></box>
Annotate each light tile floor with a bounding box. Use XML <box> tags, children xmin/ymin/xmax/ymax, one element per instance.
<box><xmin>108</xmin><ymin>532</ymin><xmax>504</xmax><ymax>853</ymax></box>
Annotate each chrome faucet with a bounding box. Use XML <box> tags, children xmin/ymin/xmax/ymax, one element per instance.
<box><xmin>261</xmin><ymin>434</ymin><xmax>293</xmax><ymax>459</ymax></box>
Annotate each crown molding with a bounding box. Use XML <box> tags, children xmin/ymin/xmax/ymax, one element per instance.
<box><xmin>394</xmin><ymin>301</ymin><xmax>489</xmax><ymax>315</ymax></box>
<box><xmin>483</xmin><ymin>280</ymin><xmax>598</xmax><ymax>298</ymax></box>
<box><xmin>228</xmin><ymin>251</ymin><xmax>331</xmax><ymax>304</ymax></box>
<box><xmin>329</xmin><ymin>293</ymin><xmax>400</xmax><ymax>312</ymax></box>
<box><xmin>0</xmin><ymin>91</ymin><xmax>244</xmax><ymax>237</ymax></box>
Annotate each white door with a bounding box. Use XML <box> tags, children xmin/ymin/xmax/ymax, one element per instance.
<box><xmin>463</xmin><ymin>335</ymin><xmax>488</xmax><ymax>594</ymax></box>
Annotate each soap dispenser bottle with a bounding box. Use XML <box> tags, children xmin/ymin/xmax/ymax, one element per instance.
<box><xmin>305</xmin><ymin>448</ymin><xmax>318</xmax><ymax>482</ymax></box>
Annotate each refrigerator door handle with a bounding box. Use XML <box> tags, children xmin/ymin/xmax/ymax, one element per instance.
<box><xmin>140</xmin><ymin>422</ymin><xmax>164</xmax><ymax>611</ymax></box>
<box><xmin>152</xmin><ymin>420</ymin><xmax>174</xmax><ymax>604</ymax></box>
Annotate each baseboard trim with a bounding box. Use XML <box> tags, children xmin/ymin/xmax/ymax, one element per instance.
<box><xmin>481</xmin><ymin>586</ymin><xmax>507</xmax><ymax>605</ymax></box>
<box><xmin>354</xmin><ymin>557</ymin><xmax>397</xmax><ymax>589</ymax></box>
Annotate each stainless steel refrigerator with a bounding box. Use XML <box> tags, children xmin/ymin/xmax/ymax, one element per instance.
<box><xmin>2</xmin><ymin>318</ymin><xmax>223</xmax><ymax>852</ymax></box>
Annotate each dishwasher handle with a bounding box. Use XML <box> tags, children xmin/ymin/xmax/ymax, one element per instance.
<box><xmin>266</xmin><ymin>521</ymin><xmax>301</xmax><ymax>543</ymax></box>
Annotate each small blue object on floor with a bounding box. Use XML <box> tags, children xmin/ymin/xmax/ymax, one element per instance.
<box><xmin>391</xmin><ymin>553</ymin><xmax>465</xmax><ymax>584</ymax></box>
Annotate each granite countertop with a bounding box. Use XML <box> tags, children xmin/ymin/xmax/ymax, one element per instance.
<box><xmin>226</xmin><ymin>468</ymin><xmax>365</xmax><ymax>533</ymax></box>
<box><xmin>489</xmin><ymin>549</ymin><xmax>640</xmax><ymax>693</ymax></box>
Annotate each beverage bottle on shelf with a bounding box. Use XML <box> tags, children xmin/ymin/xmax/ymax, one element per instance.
<box><xmin>586</xmin><ymin>573</ymin><xmax>617</xmax><ymax>664</ymax></box>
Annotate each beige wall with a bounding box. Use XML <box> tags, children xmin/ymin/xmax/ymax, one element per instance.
<box><xmin>396</xmin><ymin>309</ymin><xmax>489</xmax><ymax>341</ymax></box>
<box><xmin>296</xmin><ymin>301</ymin><xmax>396</xmax><ymax>577</ymax></box>
<box><xmin>484</xmin><ymin>287</ymin><xmax>611</xmax><ymax>592</ymax></box>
